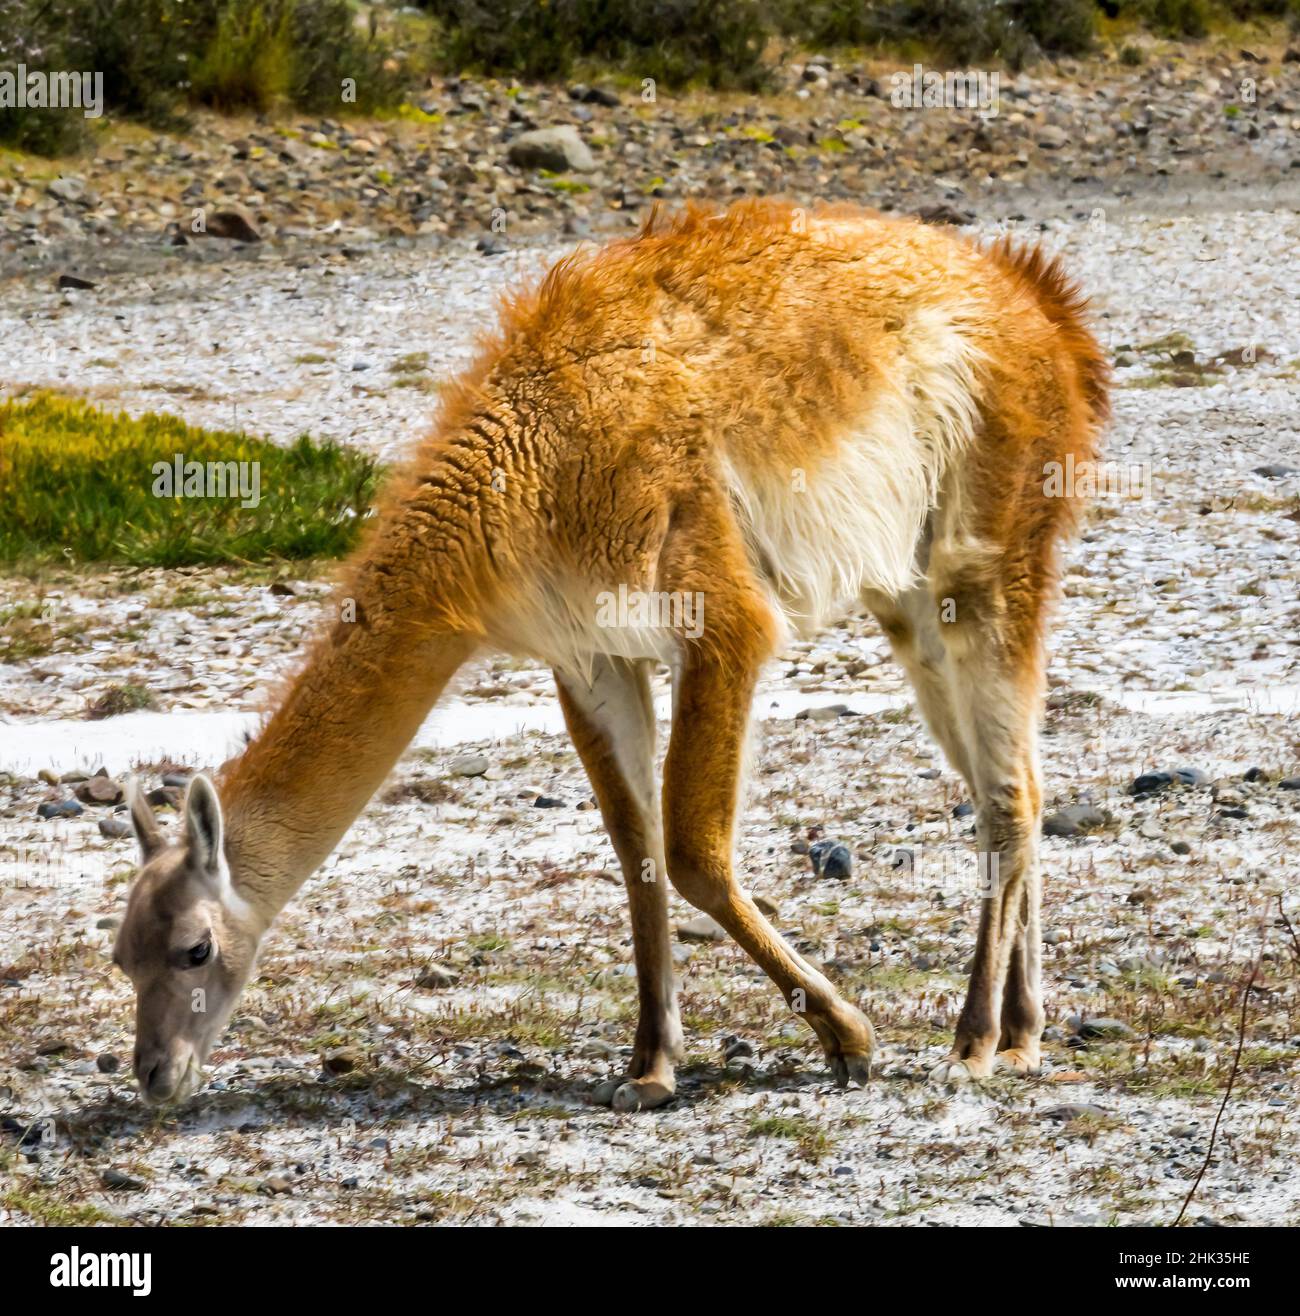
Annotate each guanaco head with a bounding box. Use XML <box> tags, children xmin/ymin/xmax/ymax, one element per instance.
<box><xmin>114</xmin><ymin>775</ymin><xmax>261</xmax><ymax>1105</ymax></box>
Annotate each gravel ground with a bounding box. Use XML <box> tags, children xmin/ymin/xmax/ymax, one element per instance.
<box><xmin>1</xmin><ymin>175</ymin><xmax>1299</xmax><ymax>1225</ymax></box>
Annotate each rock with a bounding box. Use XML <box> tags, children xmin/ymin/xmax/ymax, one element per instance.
<box><xmin>1130</xmin><ymin>770</ymin><xmax>1171</xmax><ymax>795</ymax></box>
<box><xmin>98</xmin><ymin>816</ymin><xmax>131</xmax><ymax>839</ymax></box>
<box><xmin>1042</xmin><ymin>805</ymin><xmax>1084</xmax><ymax>836</ymax></box>
<box><xmin>37</xmin><ymin>769</ymin><xmax>59</xmax><ymax>786</ymax></box>
<box><xmin>95</xmin><ymin>915</ymin><xmax>121</xmax><ymax>930</ymax></box>
<box><xmin>37</xmin><ymin>799</ymin><xmax>83</xmax><ymax>820</ymax></box>
<box><xmin>260</xmin><ymin>1174</ymin><xmax>293</xmax><ymax>1195</ymax></box>
<box><xmin>507</xmin><ymin>125</ymin><xmax>596</xmax><ymax>173</ymax></box>
<box><xmin>808</xmin><ymin>839</ymin><xmax>852</xmax><ymax>880</ymax></box>
<box><xmin>952</xmin><ymin>801</ymin><xmax>974</xmax><ymax>819</ymax></box>
<box><xmin>1170</xmin><ymin>839</ymin><xmax>1192</xmax><ymax>855</ymax></box>
<box><xmin>56</xmin><ymin>273</ymin><xmax>96</xmax><ymax>290</ymax></box>
<box><xmin>534</xmin><ymin>795</ymin><xmax>565</xmax><ymax>808</ymax></box>
<box><xmin>449</xmin><ymin>753</ymin><xmax>489</xmax><ymax>777</ymax></box>
<box><xmin>915</xmin><ymin>202</ymin><xmax>975</xmax><ymax>226</ymax></box>
<box><xmin>1036</xmin><ymin>125</ymin><xmax>1069</xmax><ymax>149</ymax></box>
<box><xmin>414</xmin><ymin>963</ymin><xmax>459</xmax><ymax>988</ymax></box>
<box><xmin>724</xmin><ymin>1037</ymin><xmax>755</xmax><ymax>1060</ymax></box>
<box><xmin>796</xmin><ymin>703</ymin><xmax>851</xmax><ymax>721</ymax></box>
<box><xmin>572</xmin><ymin>84</ymin><xmax>620</xmax><ymax>107</ymax></box>
<box><xmin>753</xmin><ymin>894</ymin><xmax>779</xmax><ymax>918</ymax></box>
<box><xmin>321</xmin><ymin>1048</ymin><xmax>362</xmax><ymax>1075</ymax></box>
<box><xmin>101</xmin><ymin>1168</ymin><xmax>145</xmax><ymax>1190</ymax></box>
<box><xmin>1043</xmin><ymin>803</ymin><xmax>1104</xmax><ymax>837</ymax></box>
<box><xmin>146</xmin><ymin>786</ymin><xmax>184</xmax><ymax>810</ymax></box>
<box><xmin>1130</xmin><ymin>767</ymin><xmax>1205</xmax><ymax>795</ymax></box>
<box><xmin>677</xmin><ymin>914</ymin><xmax>725</xmax><ymax>943</ymax></box>
<box><xmin>96</xmin><ymin>1053</ymin><xmax>120</xmax><ymax>1073</ymax></box>
<box><xmin>48</xmin><ymin>176</ymin><xmax>87</xmax><ymax>203</ymax></box>
<box><xmin>1071</xmin><ymin>1016</ymin><xmax>1136</xmax><ymax>1041</ymax></box>
<box><xmin>1279</xmin><ymin>777</ymin><xmax>1300</xmax><ymax>791</ymax></box>
<box><xmin>1040</xmin><ymin>1103</ymin><xmax>1107</xmax><ymax>1122</ymax></box>
<box><xmin>476</xmin><ymin>235</ymin><xmax>507</xmax><ymax>256</ymax></box>
<box><xmin>1252</xmin><ymin>464</ymin><xmax>1298</xmax><ymax>479</ymax></box>
<box><xmin>77</xmin><ymin>774</ymin><xmax>125</xmax><ymax>804</ymax></box>
<box><xmin>205</xmin><ymin>208</ymin><xmax>261</xmax><ymax>243</ymax></box>
<box><xmin>725</xmin><ymin>1052</ymin><xmax>757</xmax><ymax>1077</ymax></box>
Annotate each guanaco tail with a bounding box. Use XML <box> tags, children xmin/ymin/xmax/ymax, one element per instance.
<box><xmin>115</xmin><ymin>200</ymin><xmax>1108</xmax><ymax>1110</ymax></box>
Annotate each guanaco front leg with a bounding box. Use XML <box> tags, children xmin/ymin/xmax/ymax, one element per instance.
<box><xmin>556</xmin><ymin>657</ymin><xmax>683</xmax><ymax>1111</ymax></box>
<box><xmin>661</xmin><ymin>628</ymin><xmax>874</xmax><ymax>1087</ymax></box>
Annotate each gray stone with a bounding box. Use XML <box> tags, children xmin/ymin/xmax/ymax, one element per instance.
<box><xmin>677</xmin><ymin>914</ymin><xmax>725</xmax><ymax>943</ymax></box>
<box><xmin>507</xmin><ymin>126</ymin><xmax>596</xmax><ymax>173</ymax></box>
<box><xmin>809</xmin><ymin>839</ymin><xmax>852</xmax><ymax>880</ymax></box>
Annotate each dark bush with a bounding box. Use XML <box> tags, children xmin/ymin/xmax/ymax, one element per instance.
<box><xmin>792</xmin><ymin>1</ymin><xmax>1095</xmax><ymax>67</ymax></box>
<box><xmin>424</xmin><ymin>0</ymin><xmax>771</xmax><ymax>89</ymax></box>
<box><xmin>1106</xmin><ymin>0</ymin><xmax>1212</xmax><ymax>37</ymax></box>
<box><xmin>0</xmin><ymin>0</ymin><xmax>401</xmax><ymax>154</ymax></box>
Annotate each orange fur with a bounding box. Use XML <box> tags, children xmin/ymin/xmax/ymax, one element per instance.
<box><xmin>121</xmin><ymin>200</ymin><xmax>1108</xmax><ymax>1106</ymax></box>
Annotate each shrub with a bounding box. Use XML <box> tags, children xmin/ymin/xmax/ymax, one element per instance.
<box><xmin>0</xmin><ymin>0</ymin><xmax>403</xmax><ymax>154</ymax></box>
<box><xmin>424</xmin><ymin>0</ymin><xmax>771</xmax><ymax>89</ymax></box>
<box><xmin>0</xmin><ymin>394</ymin><xmax>381</xmax><ymax>566</ymax></box>
<box><xmin>193</xmin><ymin>1</ymin><xmax>403</xmax><ymax>114</ymax></box>
<box><xmin>191</xmin><ymin>0</ymin><xmax>295</xmax><ymax>113</ymax></box>
<box><xmin>792</xmin><ymin>0</ymin><xmax>1096</xmax><ymax>67</ymax></box>
<box><xmin>1108</xmin><ymin>0</ymin><xmax>1212</xmax><ymax>37</ymax></box>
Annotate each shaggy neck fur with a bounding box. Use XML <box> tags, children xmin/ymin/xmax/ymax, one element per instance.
<box><xmin>216</xmin><ymin>444</ymin><xmax>501</xmax><ymax>921</ymax></box>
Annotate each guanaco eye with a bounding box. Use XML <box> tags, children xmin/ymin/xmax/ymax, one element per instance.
<box><xmin>186</xmin><ymin>939</ymin><xmax>212</xmax><ymax>967</ymax></box>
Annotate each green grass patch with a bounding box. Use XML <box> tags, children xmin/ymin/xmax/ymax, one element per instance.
<box><xmin>748</xmin><ymin>1113</ymin><xmax>833</xmax><ymax>1161</ymax></box>
<box><xmin>86</xmin><ymin>682</ymin><xmax>158</xmax><ymax>719</ymax></box>
<box><xmin>1</xmin><ymin>1188</ymin><xmax>116</xmax><ymax>1226</ymax></box>
<box><xmin>0</xmin><ymin>394</ymin><xmax>381</xmax><ymax>568</ymax></box>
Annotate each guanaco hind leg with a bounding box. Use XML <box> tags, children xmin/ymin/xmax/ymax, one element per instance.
<box><xmin>922</xmin><ymin>564</ymin><xmax>1049</xmax><ymax>1084</ymax></box>
<box><xmin>659</xmin><ymin>617</ymin><xmax>875</xmax><ymax>1085</ymax></box>
<box><xmin>555</xmin><ymin>657</ymin><xmax>683</xmax><ymax>1111</ymax></box>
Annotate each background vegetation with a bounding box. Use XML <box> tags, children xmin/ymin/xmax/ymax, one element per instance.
<box><xmin>0</xmin><ymin>0</ymin><xmax>1298</xmax><ymax>153</ymax></box>
<box><xmin>0</xmin><ymin>395</ymin><xmax>380</xmax><ymax>566</ymax></box>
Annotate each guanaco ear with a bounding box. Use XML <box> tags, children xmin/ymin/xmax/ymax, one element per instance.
<box><xmin>184</xmin><ymin>774</ymin><xmax>225</xmax><ymax>879</ymax></box>
<box><xmin>126</xmin><ymin>776</ymin><xmax>164</xmax><ymax>863</ymax></box>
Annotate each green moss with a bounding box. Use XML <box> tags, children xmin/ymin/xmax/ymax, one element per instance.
<box><xmin>0</xmin><ymin>393</ymin><xmax>381</xmax><ymax>567</ymax></box>
<box><xmin>1</xmin><ymin>1189</ymin><xmax>115</xmax><ymax>1225</ymax></box>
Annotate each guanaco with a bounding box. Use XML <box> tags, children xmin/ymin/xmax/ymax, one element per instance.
<box><xmin>115</xmin><ymin>201</ymin><xmax>1108</xmax><ymax>1110</ymax></box>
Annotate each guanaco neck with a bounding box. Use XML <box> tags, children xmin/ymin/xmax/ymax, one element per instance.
<box><xmin>215</xmin><ymin>432</ymin><xmax>511</xmax><ymax>925</ymax></box>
